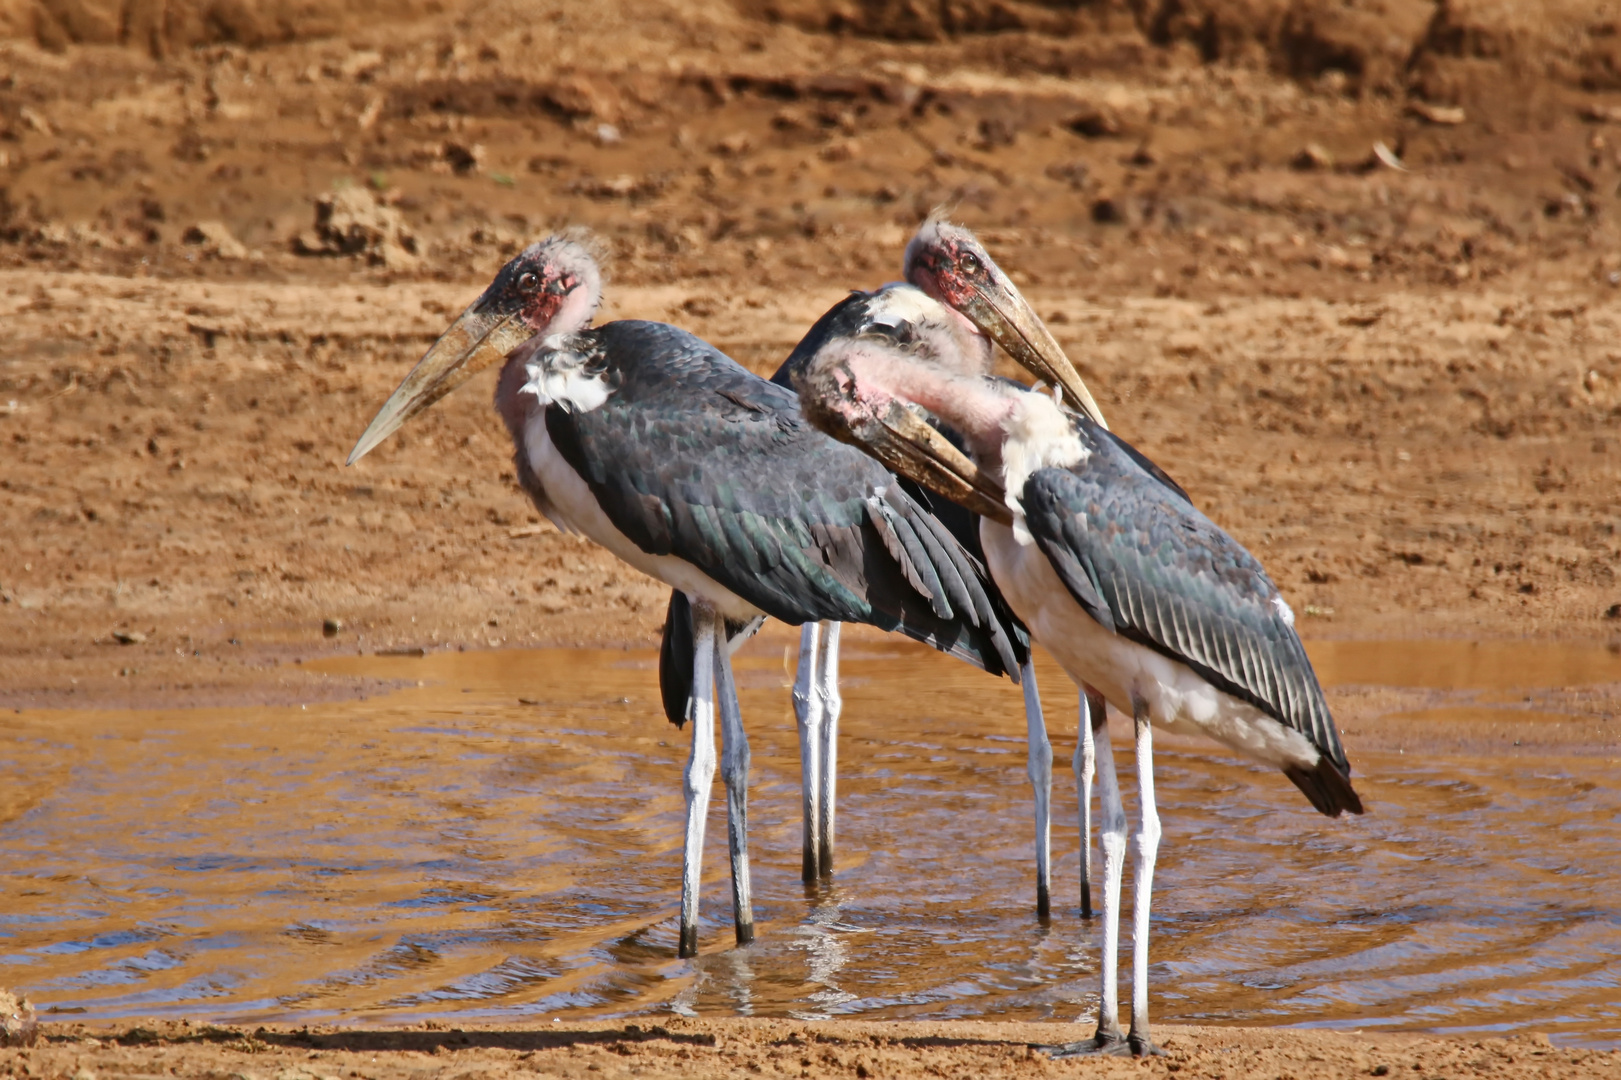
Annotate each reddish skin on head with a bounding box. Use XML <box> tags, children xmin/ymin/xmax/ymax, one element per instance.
<box><xmin>492</xmin><ymin>260</ymin><xmax>576</xmax><ymax>332</ymax></box>
<box><xmin>479</xmin><ymin>243</ymin><xmax>597</xmax><ymax>332</ymax></box>
<box><xmin>906</xmin><ymin>234</ymin><xmax>987</xmax><ymax>312</ymax></box>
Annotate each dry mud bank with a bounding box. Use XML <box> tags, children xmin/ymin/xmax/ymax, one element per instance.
<box><xmin>3</xmin><ymin>268</ymin><xmax>1618</xmax><ymax>711</ymax></box>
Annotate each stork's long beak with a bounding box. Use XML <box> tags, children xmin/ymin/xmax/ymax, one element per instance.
<box><xmin>877</xmin><ymin>403</ymin><xmax>1013</xmax><ymax>525</ymax></box>
<box><xmin>347</xmin><ymin>300</ymin><xmax>535</xmax><ymax>465</ymax></box>
<box><xmin>809</xmin><ymin>394</ymin><xmax>1012</xmax><ymax>526</ymax></box>
<box><xmin>957</xmin><ymin>281</ymin><xmax>1108</xmax><ymax>429</ymax></box>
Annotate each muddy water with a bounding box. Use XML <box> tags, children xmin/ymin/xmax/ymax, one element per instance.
<box><xmin>2</xmin><ymin>638</ymin><xmax>1619</xmax><ymax>1046</ymax></box>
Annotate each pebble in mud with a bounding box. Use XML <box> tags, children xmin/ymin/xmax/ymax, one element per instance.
<box><xmin>0</xmin><ymin>989</ymin><xmax>37</xmax><ymax>1047</ymax></box>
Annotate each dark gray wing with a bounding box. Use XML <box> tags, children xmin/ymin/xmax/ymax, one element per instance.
<box><xmin>1019</xmin><ymin>418</ymin><xmax>1360</xmax><ymax>816</ymax></box>
<box><xmin>546</xmin><ymin>320</ymin><xmax>1023</xmax><ymax>680</ymax></box>
<box><xmin>1098</xmin><ymin>429</ymin><xmax>1191</xmax><ymax>506</ymax></box>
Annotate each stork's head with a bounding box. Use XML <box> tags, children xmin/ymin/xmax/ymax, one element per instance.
<box><xmin>791</xmin><ymin>284</ymin><xmax>1015</xmax><ymax>526</ymax></box>
<box><xmin>348</xmin><ymin>236</ymin><xmax>603</xmax><ymax>464</ymax></box>
<box><xmin>478</xmin><ymin>235</ymin><xmax>602</xmax><ymax>338</ymax></box>
<box><xmin>904</xmin><ymin>215</ymin><xmax>1107</xmax><ymax>428</ymax></box>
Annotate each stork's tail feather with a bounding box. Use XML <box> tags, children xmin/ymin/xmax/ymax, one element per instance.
<box><xmin>658</xmin><ymin>591</ymin><xmax>695</xmax><ymax>729</ymax></box>
<box><xmin>1283</xmin><ymin>757</ymin><xmax>1365</xmax><ymax>817</ymax></box>
<box><xmin>657</xmin><ymin>591</ymin><xmax>766</xmax><ymax>728</ymax></box>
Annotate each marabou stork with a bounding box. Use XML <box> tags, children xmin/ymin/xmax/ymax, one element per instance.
<box><xmin>792</xmin><ymin>282</ymin><xmax>1365</xmax><ymax>1057</ymax></box>
<box><xmin>903</xmin><ymin>219</ymin><xmax>1192</xmax><ymax>922</ymax></box>
<box><xmin>656</xmin><ymin>222</ymin><xmax>1111</xmax><ymax>916</ymax></box>
<box><xmin>347</xmin><ymin>236</ymin><xmax>1024</xmax><ymax>959</ymax></box>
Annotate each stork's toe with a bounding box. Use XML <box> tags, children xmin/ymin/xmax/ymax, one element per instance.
<box><xmin>1128</xmin><ymin>1032</ymin><xmax>1167</xmax><ymax>1057</ymax></box>
<box><xmin>1036</xmin><ymin>1029</ymin><xmax>1132</xmax><ymax>1058</ymax></box>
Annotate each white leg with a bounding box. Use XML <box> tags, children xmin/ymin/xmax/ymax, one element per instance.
<box><xmin>1092</xmin><ymin>711</ymin><xmax>1128</xmax><ymax>1044</ymax></box>
<box><xmin>1077</xmin><ymin>687</ymin><xmax>1102</xmax><ymax>919</ymax></box>
<box><xmin>792</xmin><ymin>623</ymin><xmax>824</xmax><ymax>883</ymax></box>
<box><xmin>716</xmin><ymin>630</ymin><xmax>755</xmax><ymax>946</ymax></box>
<box><xmin>679</xmin><ymin>598</ymin><xmax>718</xmax><ymax>959</ymax></box>
<box><xmin>1045</xmin><ymin>692</ymin><xmax>1141</xmax><ymax>1059</ymax></box>
<box><xmin>816</xmin><ymin>621</ymin><xmax>841</xmax><ymax>878</ymax></box>
<box><xmin>1127</xmin><ymin>704</ymin><xmax>1164</xmax><ymax>1056</ymax></box>
<box><xmin>1022</xmin><ymin>659</ymin><xmax>1053</xmax><ymax>919</ymax></box>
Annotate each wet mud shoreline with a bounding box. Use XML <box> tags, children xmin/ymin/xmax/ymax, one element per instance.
<box><xmin>4</xmin><ymin>1018</ymin><xmax>1618</xmax><ymax>1080</ymax></box>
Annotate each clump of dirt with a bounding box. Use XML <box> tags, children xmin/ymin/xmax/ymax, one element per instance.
<box><xmin>181</xmin><ymin>220</ymin><xmax>250</xmax><ymax>260</ymax></box>
<box><xmin>294</xmin><ymin>186</ymin><xmax>421</xmax><ymax>269</ymax></box>
<box><xmin>0</xmin><ymin>990</ymin><xmax>36</xmax><ymax>1048</ymax></box>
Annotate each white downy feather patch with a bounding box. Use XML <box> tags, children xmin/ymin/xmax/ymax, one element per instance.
<box><xmin>868</xmin><ymin>282</ymin><xmax>947</xmax><ymax>328</ymax></box>
<box><xmin>1000</xmin><ymin>391</ymin><xmax>1087</xmax><ymax>545</ymax></box>
<box><xmin>520</xmin><ymin>337</ymin><xmax>612</xmax><ymax>414</ymax></box>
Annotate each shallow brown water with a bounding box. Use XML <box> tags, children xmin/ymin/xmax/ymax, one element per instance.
<box><xmin>2</xmin><ymin>638</ymin><xmax>1618</xmax><ymax>1047</ymax></box>
<box><xmin>1308</xmin><ymin>639</ymin><xmax>1621</xmax><ymax>692</ymax></box>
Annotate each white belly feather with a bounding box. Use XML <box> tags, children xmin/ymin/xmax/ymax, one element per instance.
<box><xmin>982</xmin><ymin>520</ymin><xmax>1320</xmax><ymax>771</ymax></box>
<box><xmin>522</xmin><ymin>409</ymin><xmax>765</xmax><ymax>622</ymax></box>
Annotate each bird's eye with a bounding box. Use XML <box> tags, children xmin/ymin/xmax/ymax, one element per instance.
<box><xmin>517</xmin><ymin>271</ymin><xmax>538</xmax><ymax>292</ymax></box>
<box><xmin>958</xmin><ymin>252</ymin><xmax>981</xmax><ymax>275</ymax></box>
<box><xmin>879</xmin><ymin>321</ymin><xmax>915</xmax><ymax>345</ymax></box>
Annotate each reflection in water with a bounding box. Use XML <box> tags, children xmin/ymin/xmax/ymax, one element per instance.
<box><xmin>786</xmin><ymin>884</ymin><xmax>866</xmax><ymax>1020</ymax></box>
<box><xmin>0</xmin><ymin>638</ymin><xmax>1617</xmax><ymax>1048</ymax></box>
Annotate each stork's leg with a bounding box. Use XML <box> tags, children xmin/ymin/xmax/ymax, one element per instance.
<box><xmin>1022</xmin><ymin>659</ymin><xmax>1053</xmax><ymax>920</ymax></box>
<box><xmin>816</xmin><ymin>621</ymin><xmax>841</xmax><ymax>879</ymax></box>
<box><xmin>792</xmin><ymin>623</ymin><xmax>825</xmax><ymax>884</ymax></box>
<box><xmin>1091</xmin><ymin>706</ymin><xmax>1129</xmax><ymax>1048</ymax></box>
<box><xmin>1076</xmin><ymin>686</ymin><xmax>1104</xmax><ymax>919</ymax></box>
<box><xmin>716</xmin><ymin>629</ymin><xmax>754</xmax><ymax>947</ymax></box>
<box><xmin>1042</xmin><ymin>694</ymin><xmax>1130</xmax><ymax>1057</ymax></box>
<box><xmin>678</xmin><ymin>598</ymin><xmax>718</xmax><ymax>959</ymax></box>
<box><xmin>1125</xmin><ymin>703</ymin><xmax>1165</xmax><ymax>1057</ymax></box>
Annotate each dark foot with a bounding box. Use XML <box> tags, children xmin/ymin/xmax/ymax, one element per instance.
<box><xmin>678</xmin><ymin>924</ymin><xmax>698</xmax><ymax>958</ymax></box>
<box><xmin>1036</xmin><ymin>882</ymin><xmax>1051</xmax><ymax>922</ymax></box>
<box><xmin>733</xmin><ymin>920</ymin><xmax>755</xmax><ymax>947</ymax></box>
<box><xmin>1127</xmin><ymin>1032</ymin><xmax>1166</xmax><ymax>1057</ymax></box>
<box><xmin>1080</xmin><ymin>880</ymin><xmax>1093</xmax><ymax>919</ymax></box>
<box><xmin>1037</xmin><ymin>1028</ymin><xmax>1132</xmax><ymax>1058</ymax></box>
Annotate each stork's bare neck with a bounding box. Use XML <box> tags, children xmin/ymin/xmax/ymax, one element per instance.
<box><xmin>796</xmin><ymin>285</ymin><xmax>1086</xmax><ymax>528</ymax></box>
<box><xmin>829</xmin><ymin>341</ymin><xmax>1016</xmax><ymax>465</ymax></box>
